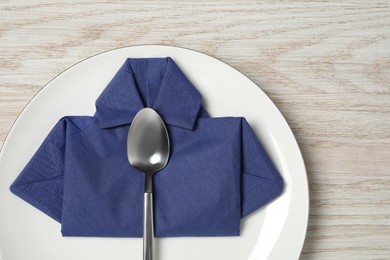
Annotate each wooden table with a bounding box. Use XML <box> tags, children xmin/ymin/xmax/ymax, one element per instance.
<box><xmin>1</xmin><ymin>1</ymin><xmax>389</xmax><ymax>259</ymax></box>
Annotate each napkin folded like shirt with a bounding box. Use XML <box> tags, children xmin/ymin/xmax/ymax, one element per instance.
<box><xmin>10</xmin><ymin>57</ymin><xmax>284</xmax><ymax>237</ymax></box>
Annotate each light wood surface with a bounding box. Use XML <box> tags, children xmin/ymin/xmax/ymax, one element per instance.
<box><xmin>1</xmin><ymin>1</ymin><xmax>389</xmax><ymax>259</ymax></box>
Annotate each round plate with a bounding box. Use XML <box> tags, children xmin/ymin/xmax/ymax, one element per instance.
<box><xmin>0</xmin><ymin>45</ymin><xmax>308</xmax><ymax>260</ymax></box>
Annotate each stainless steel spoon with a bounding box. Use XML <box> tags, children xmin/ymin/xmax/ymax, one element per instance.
<box><xmin>127</xmin><ymin>108</ymin><xmax>170</xmax><ymax>260</ymax></box>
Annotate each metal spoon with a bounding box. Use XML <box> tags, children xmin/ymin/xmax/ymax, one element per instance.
<box><xmin>127</xmin><ymin>108</ymin><xmax>170</xmax><ymax>260</ymax></box>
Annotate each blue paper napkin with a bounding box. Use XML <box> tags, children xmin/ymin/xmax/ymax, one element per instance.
<box><xmin>10</xmin><ymin>57</ymin><xmax>284</xmax><ymax>237</ymax></box>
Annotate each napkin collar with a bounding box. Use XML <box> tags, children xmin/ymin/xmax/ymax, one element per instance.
<box><xmin>95</xmin><ymin>57</ymin><xmax>203</xmax><ymax>130</ymax></box>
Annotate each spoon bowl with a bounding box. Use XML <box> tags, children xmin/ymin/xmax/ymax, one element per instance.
<box><xmin>127</xmin><ymin>108</ymin><xmax>170</xmax><ymax>188</ymax></box>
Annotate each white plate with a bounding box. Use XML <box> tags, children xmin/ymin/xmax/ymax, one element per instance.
<box><xmin>0</xmin><ymin>45</ymin><xmax>308</xmax><ymax>260</ymax></box>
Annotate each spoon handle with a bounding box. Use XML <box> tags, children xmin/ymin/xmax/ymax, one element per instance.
<box><xmin>144</xmin><ymin>192</ymin><xmax>153</xmax><ymax>260</ymax></box>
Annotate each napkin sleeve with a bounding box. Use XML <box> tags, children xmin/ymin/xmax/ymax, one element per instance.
<box><xmin>241</xmin><ymin>118</ymin><xmax>284</xmax><ymax>217</ymax></box>
<box><xmin>10</xmin><ymin>118</ymin><xmax>67</xmax><ymax>223</ymax></box>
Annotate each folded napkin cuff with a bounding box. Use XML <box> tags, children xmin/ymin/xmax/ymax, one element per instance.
<box><xmin>240</xmin><ymin>118</ymin><xmax>284</xmax><ymax>217</ymax></box>
<box><xmin>10</xmin><ymin>119</ymin><xmax>67</xmax><ymax>222</ymax></box>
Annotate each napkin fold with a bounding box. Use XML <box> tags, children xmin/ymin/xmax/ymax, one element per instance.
<box><xmin>10</xmin><ymin>57</ymin><xmax>284</xmax><ymax>237</ymax></box>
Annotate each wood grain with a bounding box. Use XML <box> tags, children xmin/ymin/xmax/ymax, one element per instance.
<box><xmin>1</xmin><ymin>1</ymin><xmax>389</xmax><ymax>259</ymax></box>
